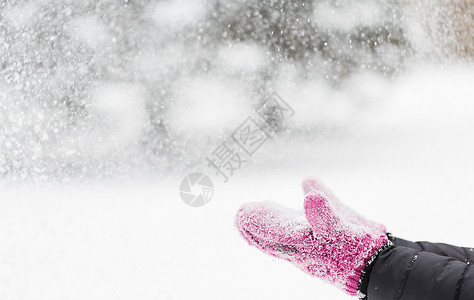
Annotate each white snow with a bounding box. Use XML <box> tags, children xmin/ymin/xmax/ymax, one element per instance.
<box><xmin>217</xmin><ymin>43</ymin><xmax>268</xmax><ymax>74</ymax></box>
<box><xmin>150</xmin><ymin>0</ymin><xmax>207</xmax><ymax>29</ymax></box>
<box><xmin>3</xmin><ymin>2</ymin><xmax>42</xmax><ymax>30</ymax></box>
<box><xmin>67</xmin><ymin>16</ymin><xmax>112</xmax><ymax>49</ymax></box>
<box><xmin>312</xmin><ymin>0</ymin><xmax>386</xmax><ymax>31</ymax></box>
<box><xmin>91</xmin><ymin>83</ymin><xmax>148</xmax><ymax>151</ymax></box>
<box><xmin>168</xmin><ymin>76</ymin><xmax>253</xmax><ymax>135</ymax></box>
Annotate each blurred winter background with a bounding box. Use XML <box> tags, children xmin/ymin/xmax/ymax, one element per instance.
<box><xmin>0</xmin><ymin>0</ymin><xmax>473</xmax><ymax>299</ymax></box>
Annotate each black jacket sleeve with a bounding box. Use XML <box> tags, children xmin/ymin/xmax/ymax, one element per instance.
<box><xmin>368</xmin><ymin>245</ymin><xmax>474</xmax><ymax>300</ymax></box>
<box><xmin>391</xmin><ymin>236</ymin><xmax>474</xmax><ymax>263</ymax></box>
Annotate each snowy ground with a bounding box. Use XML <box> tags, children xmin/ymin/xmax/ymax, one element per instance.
<box><xmin>1</xmin><ymin>64</ymin><xmax>474</xmax><ymax>299</ymax></box>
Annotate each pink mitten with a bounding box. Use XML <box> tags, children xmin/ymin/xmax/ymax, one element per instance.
<box><xmin>302</xmin><ymin>177</ymin><xmax>386</xmax><ymax>236</ymax></box>
<box><xmin>235</xmin><ymin>191</ymin><xmax>389</xmax><ymax>296</ymax></box>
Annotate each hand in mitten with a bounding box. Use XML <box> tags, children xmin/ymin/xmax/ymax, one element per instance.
<box><xmin>235</xmin><ymin>190</ymin><xmax>389</xmax><ymax>296</ymax></box>
<box><xmin>302</xmin><ymin>177</ymin><xmax>386</xmax><ymax>236</ymax></box>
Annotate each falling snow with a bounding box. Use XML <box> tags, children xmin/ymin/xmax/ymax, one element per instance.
<box><xmin>0</xmin><ymin>0</ymin><xmax>472</xmax><ymax>183</ymax></box>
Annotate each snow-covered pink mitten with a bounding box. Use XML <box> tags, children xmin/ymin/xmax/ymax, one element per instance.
<box><xmin>235</xmin><ymin>191</ymin><xmax>390</xmax><ymax>297</ymax></box>
<box><xmin>302</xmin><ymin>177</ymin><xmax>386</xmax><ymax>236</ymax></box>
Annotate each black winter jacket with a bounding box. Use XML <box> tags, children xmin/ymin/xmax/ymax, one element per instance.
<box><xmin>366</xmin><ymin>236</ymin><xmax>474</xmax><ymax>300</ymax></box>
